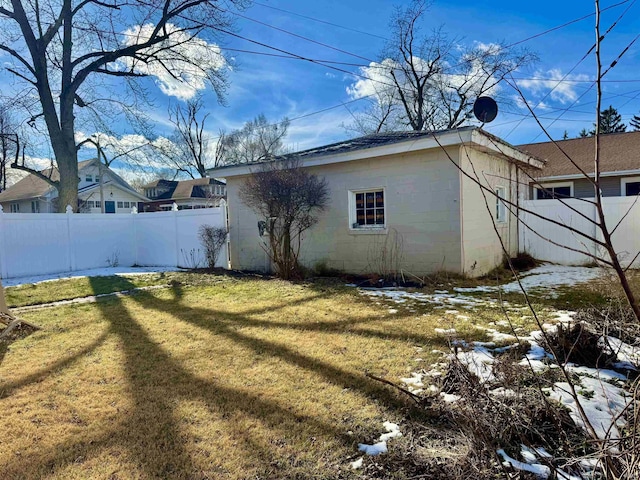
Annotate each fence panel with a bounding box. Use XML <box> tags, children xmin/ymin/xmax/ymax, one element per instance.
<box><xmin>0</xmin><ymin>206</ymin><xmax>228</xmax><ymax>279</ymax></box>
<box><xmin>519</xmin><ymin>197</ymin><xmax>640</xmax><ymax>267</ymax></box>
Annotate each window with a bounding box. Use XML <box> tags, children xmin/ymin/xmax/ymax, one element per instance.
<box><xmin>95</xmin><ymin>176</ymin><xmax>100</xmax><ymax>183</ymax></box>
<box><xmin>146</xmin><ymin>188</ymin><xmax>157</xmax><ymax>198</ymax></box>
<box><xmin>10</xmin><ymin>203</ymin><xmax>19</xmax><ymax>213</ymax></box>
<box><xmin>622</xmin><ymin>177</ymin><xmax>640</xmax><ymax>196</ymax></box>
<box><xmin>85</xmin><ymin>174</ymin><xmax>93</xmax><ymax>182</ymax></box>
<box><xmin>31</xmin><ymin>200</ymin><xmax>40</xmax><ymax>213</ymax></box>
<box><xmin>117</xmin><ymin>201</ymin><xmax>123</xmax><ymax>208</ymax></box>
<box><xmin>95</xmin><ymin>201</ymin><xmax>101</xmax><ymax>208</ymax></box>
<box><xmin>124</xmin><ymin>201</ymin><xmax>130</xmax><ymax>208</ymax></box>
<box><xmin>535</xmin><ymin>182</ymin><xmax>573</xmax><ymax>200</ymax></box>
<box><xmin>351</xmin><ymin>189</ymin><xmax>385</xmax><ymax>228</ymax></box>
<box><xmin>495</xmin><ymin>187</ymin><xmax>506</xmax><ymax>223</ymax></box>
<box><xmin>87</xmin><ymin>201</ymin><xmax>94</xmax><ymax>208</ymax></box>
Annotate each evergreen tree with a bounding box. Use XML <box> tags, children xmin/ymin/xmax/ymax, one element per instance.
<box><xmin>578</xmin><ymin>128</ymin><xmax>589</xmax><ymax>138</ymax></box>
<box><xmin>562</xmin><ymin>130</ymin><xmax>569</xmax><ymax>140</ymax></box>
<box><xmin>591</xmin><ymin>105</ymin><xmax>626</xmax><ymax>134</ymax></box>
<box><xmin>630</xmin><ymin>114</ymin><xmax>640</xmax><ymax>131</ymax></box>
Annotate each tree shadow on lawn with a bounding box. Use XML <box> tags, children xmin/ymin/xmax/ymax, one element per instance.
<box><xmin>2</xmin><ymin>277</ymin><xmax>437</xmax><ymax>479</ymax></box>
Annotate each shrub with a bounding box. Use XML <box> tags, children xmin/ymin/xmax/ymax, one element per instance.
<box><xmin>199</xmin><ymin>225</ymin><xmax>227</xmax><ymax>269</ymax></box>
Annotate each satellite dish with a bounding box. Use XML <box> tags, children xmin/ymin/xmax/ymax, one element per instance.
<box><xmin>473</xmin><ymin>96</ymin><xmax>498</xmax><ymax>123</ymax></box>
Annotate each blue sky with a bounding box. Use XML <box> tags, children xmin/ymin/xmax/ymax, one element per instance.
<box><xmin>184</xmin><ymin>0</ymin><xmax>640</xmax><ymax>149</ymax></box>
<box><xmin>4</xmin><ymin>0</ymin><xmax>640</xmax><ymax>171</ymax></box>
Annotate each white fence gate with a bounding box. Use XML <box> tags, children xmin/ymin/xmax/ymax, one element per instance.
<box><xmin>519</xmin><ymin>197</ymin><xmax>640</xmax><ymax>268</ymax></box>
<box><xmin>0</xmin><ymin>204</ymin><xmax>229</xmax><ymax>279</ymax></box>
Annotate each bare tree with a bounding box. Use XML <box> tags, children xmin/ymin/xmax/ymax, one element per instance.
<box><xmin>163</xmin><ymin>97</ymin><xmax>216</xmax><ymax>178</ymax></box>
<box><xmin>239</xmin><ymin>158</ymin><xmax>328</xmax><ymax>280</ymax></box>
<box><xmin>0</xmin><ymin>104</ymin><xmax>18</xmax><ymax>192</ymax></box>
<box><xmin>0</xmin><ymin>0</ymin><xmax>250</xmax><ymax>211</ymax></box>
<box><xmin>349</xmin><ymin>0</ymin><xmax>535</xmax><ymax>133</ymax></box>
<box><xmin>221</xmin><ymin>114</ymin><xmax>290</xmax><ymax>165</ymax></box>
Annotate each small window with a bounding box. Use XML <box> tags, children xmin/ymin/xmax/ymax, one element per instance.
<box><xmin>85</xmin><ymin>174</ymin><xmax>93</xmax><ymax>182</ymax></box>
<box><xmin>495</xmin><ymin>187</ymin><xmax>506</xmax><ymax>223</ymax></box>
<box><xmin>117</xmin><ymin>201</ymin><xmax>123</xmax><ymax>208</ymax></box>
<box><xmin>87</xmin><ymin>201</ymin><xmax>94</xmax><ymax>208</ymax></box>
<box><xmin>95</xmin><ymin>176</ymin><xmax>100</xmax><ymax>183</ymax></box>
<box><xmin>351</xmin><ymin>189</ymin><xmax>385</xmax><ymax>228</ymax></box>
<box><xmin>124</xmin><ymin>201</ymin><xmax>130</xmax><ymax>208</ymax></box>
<box><xmin>10</xmin><ymin>203</ymin><xmax>19</xmax><ymax>213</ymax></box>
<box><xmin>95</xmin><ymin>201</ymin><xmax>101</xmax><ymax>208</ymax></box>
<box><xmin>31</xmin><ymin>200</ymin><xmax>40</xmax><ymax>213</ymax></box>
<box><xmin>622</xmin><ymin>177</ymin><xmax>640</xmax><ymax>196</ymax></box>
<box><xmin>535</xmin><ymin>183</ymin><xmax>573</xmax><ymax>200</ymax></box>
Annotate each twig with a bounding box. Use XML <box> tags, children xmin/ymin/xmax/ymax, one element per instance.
<box><xmin>365</xmin><ymin>372</ymin><xmax>423</xmax><ymax>404</ymax></box>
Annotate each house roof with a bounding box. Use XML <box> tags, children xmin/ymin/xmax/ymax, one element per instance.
<box><xmin>518</xmin><ymin>131</ymin><xmax>640</xmax><ymax>179</ymax></box>
<box><xmin>206</xmin><ymin>127</ymin><xmax>544</xmax><ymax>178</ymax></box>
<box><xmin>0</xmin><ymin>159</ymin><xmax>94</xmax><ymax>203</ymax></box>
<box><xmin>0</xmin><ymin>159</ymin><xmax>144</xmax><ymax>203</ymax></box>
<box><xmin>143</xmin><ymin>177</ymin><xmax>226</xmax><ymax>202</ymax></box>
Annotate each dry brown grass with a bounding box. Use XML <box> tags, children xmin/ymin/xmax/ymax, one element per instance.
<box><xmin>0</xmin><ymin>275</ymin><xmax>479</xmax><ymax>479</ymax></box>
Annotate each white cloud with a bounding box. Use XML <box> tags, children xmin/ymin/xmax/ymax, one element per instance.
<box><xmin>516</xmin><ymin>69</ymin><xmax>590</xmax><ymax>104</ymax></box>
<box><xmin>119</xmin><ymin>23</ymin><xmax>227</xmax><ymax>100</ymax></box>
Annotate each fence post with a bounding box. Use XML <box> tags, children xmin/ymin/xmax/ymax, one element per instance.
<box><xmin>173</xmin><ymin>202</ymin><xmax>180</xmax><ymax>267</ymax></box>
<box><xmin>0</xmin><ymin>205</ymin><xmax>8</xmax><ymax>279</ymax></box>
<box><xmin>131</xmin><ymin>206</ymin><xmax>138</xmax><ymax>267</ymax></box>
<box><xmin>66</xmin><ymin>205</ymin><xmax>76</xmax><ymax>272</ymax></box>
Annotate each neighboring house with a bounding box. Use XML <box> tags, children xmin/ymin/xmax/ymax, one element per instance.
<box><xmin>143</xmin><ymin>178</ymin><xmax>226</xmax><ymax>212</ymax></box>
<box><xmin>207</xmin><ymin>127</ymin><xmax>543</xmax><ymax>277</ymax></box>
<box><xmin>520</xmin><ymin>131</ymin><xmax>640</xmax><ymax>199</ymax></box>
<box><xmin>0</xmin><ymin>158</ymin><xmax>148</xmax><ymax>213</ymax></box>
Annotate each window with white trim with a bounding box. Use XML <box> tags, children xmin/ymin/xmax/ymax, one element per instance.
<box><xmin>31</xmin><ymin>200</ymin><xmax>39</xmax><ymax>213</ymax></box>
<box><xmin>535</xmin><ymin>182</ymin><xmax>573</xmax><ymax>200</ymax></box>
<box><xmin>117</xmin><ymin>201</ymin><xmax>123</xmax><ymax>208</ymax></box>
<box><xmin>85</xmin><ymin>174</ymin><xmax>93</xmax><ymax>182</ymax></box>
<box><xmin>622</xmin><ymin>176</ymin><xmax>640</xmax><ymax>196</ymax></box>
<box><xmin>10</xmin><ymin>203</ymin><xmax>19</xmax><ymax>213</ymax></box>
<box><xmin>350</xmin><ymin>189</ymin><xmax>385</xmax><ymax>228</ymax></box>
<box><xmin>124</xmin><ymin>201</ymin><xmax>130</xmax><ymax>208</ymax></box>
<box><xmin>495</xmin><ymin>187</ymin><xmax>506</xmax><ymax>223</ymax></box>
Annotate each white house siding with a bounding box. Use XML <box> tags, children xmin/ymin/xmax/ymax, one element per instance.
<box><xmin>80</xmin><ymin>187</ymin><xmax>143</xmax><ymax>214</ymax></box>
<box><xmin>226</xmin><ymin>147</ymin><xmax>463</xmax><ymax>276</ymax></box>
<box><xmin>0</xmin><ymin>198</ymin><xmax>53</xmax><ymax>214</ymax></box>
<box><xmin>459</xmin><ymin>147</ymin><xmax>520</xmax><ymax>276</ymax></box>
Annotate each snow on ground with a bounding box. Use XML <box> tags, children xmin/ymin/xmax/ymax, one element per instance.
<box><xmin>355</xmin><ymin>264</ymin><xmax>603</xmax><ymax>313</ymax></box>
<box><xmin>355</xmin><ymin>422</ymin><xmax>402</xmax><ymax>462</ymax></box>
<box><xmin>455</xmin><ymin>263</ymin><xmax>603</xmax><ymax>297</ymax></box>
<box><xmin>2</xmin><ymin>266</ymin><xmax>184</xmax><ymax>287</ymax></box>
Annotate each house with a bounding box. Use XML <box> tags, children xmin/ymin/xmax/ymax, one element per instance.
<box><xmin>207</xmin><ymin>127</ymin><xmax>543</xmax><ymax>277</ymax></box>
<box><xmin>143</xmin><ymin>177</ymin><xmax>226</xmax><ymax>212</ymax></box>
<box><xmin>519</xmin><ymin>131</ymin><xmax>640</xmax><ymax>199</ymax></box>
<box><xmin>0</xmin><ymin>158</ymin><xmax>148</xmax><ymax>213</ymax></box>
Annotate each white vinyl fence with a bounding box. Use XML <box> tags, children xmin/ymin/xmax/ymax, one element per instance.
<box><xmin>0</xmin><ymin>204</ymin><xmax>228</xmax><ymax>279</ymax></box>
<box><xmin>519</xmin><ymin>197</ymin><xmax>640</xmax><ymax>268</ymax></box>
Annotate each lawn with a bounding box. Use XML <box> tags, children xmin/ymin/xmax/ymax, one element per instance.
<box><xmin>0</xmin><ymin>270</ymin><xmax>605</xmax><ymax>479</ymax></box>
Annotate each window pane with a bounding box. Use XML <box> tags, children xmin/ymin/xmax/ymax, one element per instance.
<box><xmin>375</xmin><ymin>191</ymin><xmax>384</xmax><ymax>207</ymax></box>
<box><xmin>626</xmin><ymin>182</ymin><xmax>640</xmax><ymax>196</ymax></box>
<box><xmin>355</xmin><ymin>193</ymin><xmax>364</xmax><ymax>208</ymax></box>
<box><xmin>366</xmin><ymin>192</ymin><xmax>374</xmax><ymax>208</ymax></box>
<box><xmin>365</xmin><ymin>210</ymin><xmax>375</xmax><ymax>224</ymax></box>
<box><xmin>356</xmin><ymin>209</ymin><xmax>365</xmax><ymax>225</ymax></box>
<box><xmin>124</xmin><ymin>202</ymin><xmax>130</xmax><ymax>208</ymax></box>
<box><xmin>553</xmin><ymin>186</ymin><xmax>571</xmax><ymax>198</ymax></box>
<box><xmin>536</xmin><ymin>188</ymin><xmax>553</xmax><ymax>200</ymax></box>
<box><xmin>375</xmin><ymin>209</ymin><xmax>385</xmax><ymax>224</ymax></box>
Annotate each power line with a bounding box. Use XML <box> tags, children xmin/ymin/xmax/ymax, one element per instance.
<box><xmin>253</xmin><ymin>2</ymin><xmax>390</xmax><ymax>41</ymax></box>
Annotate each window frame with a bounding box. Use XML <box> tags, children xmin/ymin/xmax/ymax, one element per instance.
<box><xmin>495</xmin><ymin>186</ymin><xmax>507</xmax><ymax>223</ymax></box>
<box><xmin>535</xmin><ymin>181</ymin><xmax>574</xmax><ymax>200</ymax></box>
<box><xmin>85</xmin><ymin>174</ymin><xmax>93</xmax><ymax>182</ymax></box>
<box><xmin>348</xmin><ymin>187</ymin><xmax>387</xmax><ymax>233</ymax></box>
<box><xmin>621</xmin><ymin>176</ymin><xmax>640</xmax><ymax>196</ymax></box>
<box><xmin>10</xmin><ymin>203</ymin><xmax>19</xmax><ymax>213</ymax></box>
<box><xmin>117</xmin><ymin>201</ymin><xmax>124</xmax><ymax>209</ymax></box>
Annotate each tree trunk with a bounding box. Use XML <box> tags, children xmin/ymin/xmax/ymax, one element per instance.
<box><xmin>0</xmin><ymin>278</ymin><xmax>8</xmax><ymax>316</ymax></box>
<box><xmin>55</xmin><ymin>151</ymin><xmax>79</xmax><ymax>212</ymax></box>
